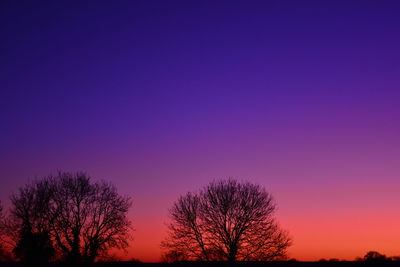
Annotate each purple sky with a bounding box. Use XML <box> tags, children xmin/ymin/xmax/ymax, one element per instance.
<box><xmin>1</xmin><ymin>1</ymin><xmax>400</xmax><ymax>261</ymax></box>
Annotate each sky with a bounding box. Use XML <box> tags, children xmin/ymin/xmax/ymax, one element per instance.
<box><xmin>1</xmin><ymin>0</ymin><xmax>400</xmax><ymax>262</ymax></box>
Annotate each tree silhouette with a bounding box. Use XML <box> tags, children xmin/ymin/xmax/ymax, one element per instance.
<box><xmin>10</xmin><ymin>172</ymin><xmax>132</xmax><ymax>263</ymax></box>
<box><xmin>162</xmin><ymin>179</ymin><xmax>291</xmax><ymax>262</ymax></box>
<box><xmin>161</xmin><ymin>249</ymin><xmax>189</xmax><ymax>263</ymax></box>
<box><xmin>364</xmin><ymin>251</ymin><xmax>387</xmax><ymax>262</ymax></box>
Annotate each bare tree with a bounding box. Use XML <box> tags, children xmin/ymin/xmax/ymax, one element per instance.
<box><xmin>9</xmin><ymin>172</ymin><xmax>132</xmax><ymax>263</ymax></box>
<box><xmin>162</xmin><ymin>179</ymin><xmax>291</xmax><ymax>262</ymax></box>
<box><xmin>11</xmin><ymin>177</ymin><xmax>54</xmax><ymax>234</ymax></box>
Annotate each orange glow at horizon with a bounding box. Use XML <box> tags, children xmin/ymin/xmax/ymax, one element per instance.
<box><xmin>124</xmin><ymin>213</ymin><xmax>400</xmax><ymax>263</ymax></box>
<box><xmin>121</xmin><ymin>185</ymin><xmax>400</xmax><ymax>263</ymax></box>
<box><xmin>117</xmin><ymin>215</ymin><xmax>400</xmax><ymax>263</ymax></box>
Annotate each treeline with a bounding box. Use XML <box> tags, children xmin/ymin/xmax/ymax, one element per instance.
<box><xmin>3</xmin><ymin>172</ymin><xmax>393</xmax><ymax>265</ymax></box>
<box><xmin>0</xmin><ymin>172</ymin><xmax>292</xmax><ymax>264</ymax></box>
<box><xmin>0</xmin><ymin>175</ymin><xmax>400</xmax><ymax>265</ymax></box>
<box><xmin>356</xmin><ymin>251</ymin><xmax>400</xmax><ymax>262</ymax></box>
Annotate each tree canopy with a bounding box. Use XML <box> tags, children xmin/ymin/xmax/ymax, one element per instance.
<box><xmin>162</xmin><ymin>179</ymin><xmax>291</xmax><ymax>262</ymax></box>
<box><xmin>9</xmin><ymin>172</ymin><xmax>132</xmax><ymax>263</ymax></box>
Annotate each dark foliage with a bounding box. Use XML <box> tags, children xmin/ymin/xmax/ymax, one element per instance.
<box><xmin>363</xmin><ymin>251</ymin><xmax>387</xmax><ymax>262</ymax></box>
<box><xmin>13</xmin><ymin>228</ymin><xmax>54</xmax><ymax>263</ymax></box>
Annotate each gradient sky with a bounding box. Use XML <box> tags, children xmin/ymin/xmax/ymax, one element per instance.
<box><xmin>1</xmin><ymin>0</ymin><xmax>400</xmax><ymax>262</ymax></box>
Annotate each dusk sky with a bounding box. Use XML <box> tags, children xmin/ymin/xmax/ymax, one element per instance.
<box><xmin>1</xmin><ymin>1</ymin><xmax>400</xmax><ymax>262</ymax></box>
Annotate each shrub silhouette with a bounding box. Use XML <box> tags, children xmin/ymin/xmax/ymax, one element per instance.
<box><xmin>13</xmin><ymin>227</ymin><xmax>54</xmax><ymax>263</ymax></box>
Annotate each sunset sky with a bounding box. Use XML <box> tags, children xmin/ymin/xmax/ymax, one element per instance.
<box><xmin>1</xmin><ymin>1</ymin><xmax>400</xmax><ymax>262</ymax></box>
